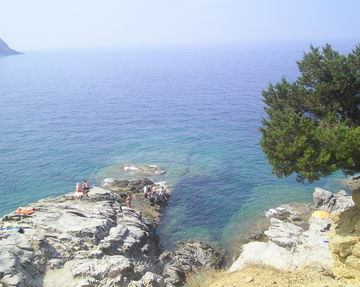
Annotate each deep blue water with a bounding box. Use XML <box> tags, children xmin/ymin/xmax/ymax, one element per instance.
<box><xmin>0</xmin><ymin>41</ymin><xmax>356</xmax><ymax>249</ymax></box>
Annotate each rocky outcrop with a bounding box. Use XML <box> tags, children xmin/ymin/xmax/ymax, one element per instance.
<box><xmin>230</xmin><ymin>187</ymin><xmax>355</xmax><ymax>273</ymax></box>
<box><xmin>230</xmin><ymin>215</ymin><xmax>333</xmax><ymax>271</ymax></box>
<box><xmin>156</xmin><ymin>242</ymin><xmax>224</xmax><ymax>286</ymax></box>
<box><xmin>0</xmin><ymin>39</ymin><xmax>20</xmax><ymax>56</ymax></box>
<box><xmin>264</xmin><ymin>218</ymin><xmax>305</xmax><ymax>248</ymax></box>
<box><xmin>313</xmin><ymin>188</ymin><xmax>354</xmax><ymax>213</ymax></box>
<box><xmin>128</xmin><ymin>241</ymin><xmax>224</xmax><ymax>287</ymax></box>
<box><xmin>102</xmin><ymin>178</ymin><xmax>165</xmax><ymax>225</ymax></box>
<box><xmin>0</xmin><ymin>186</ymin><xmax>222</xmax><ymax>287</ymax></box>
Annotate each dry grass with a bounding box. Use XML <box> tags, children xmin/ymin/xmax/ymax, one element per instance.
<box><xmin>185</xmin><ymin>264</ymin><xmax>356</xmax><ymax>287</ymax></box>
<box><xmin>185</xmin><ymin>268</ymin><xmax>224</xmax><ymax>287</ymax></box>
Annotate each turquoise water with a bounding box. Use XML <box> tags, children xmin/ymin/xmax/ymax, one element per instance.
<box><xmin>0</xmin><ymin>41</ymin><xmax>355</xmax><ymax>249</ymax></box>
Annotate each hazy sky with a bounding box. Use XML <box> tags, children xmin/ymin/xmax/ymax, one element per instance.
<box><xmin>1</xmin><ymin>0</ymin><xmax>359</xmax><ymax>51</ymax></box>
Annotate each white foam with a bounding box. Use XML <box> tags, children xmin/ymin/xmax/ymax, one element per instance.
<box><xmin>124</xmin><ymin>165</ymin><xmax>138</xmax><ymax>171</ymax></box>
<box><xmin>265</xmin><ymin>205</ymin><xmax>292</xmax><ymax>217</ymax></box>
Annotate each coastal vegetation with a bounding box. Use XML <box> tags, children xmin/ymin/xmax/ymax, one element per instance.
<box><xmin>260</xmin><ymin>44</ymin><xmax>360</xmax><ymax>182</ymax></box>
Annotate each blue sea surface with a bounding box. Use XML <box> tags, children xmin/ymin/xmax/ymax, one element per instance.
<box><xmin>0</xmin><ymin>41</ymin><xmax>355</xmax><ymax>249</ymax></box>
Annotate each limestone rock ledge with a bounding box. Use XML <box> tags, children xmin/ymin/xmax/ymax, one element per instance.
<box><xmin>0</xmin><ymin>187</ymin><xmax>223</xmax><ymax>287</ymax></box>
<box><xmin>230</xmin><ymin>187</ymin><xmax>358</xmax><ymax>285</ymax></box>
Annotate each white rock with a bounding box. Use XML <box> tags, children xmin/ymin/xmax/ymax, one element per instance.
<box><xmin>264</xmin><ymin>218</ymin><xmax>304</xmax><ymax>247</ymax></box>
<box><xmin>313</xmin><ymin>188</ymin><xmax>354</xmax><ymax>213</ymax></box>
<box><xmin>229</xmin><ymin>242</ymin><xmax>296</xmax><ymax>271</ymax></box>
<box><xmin>72</xmin><ymin>255</ymin><xmax>133</xmax><ymax>279</ymax></box>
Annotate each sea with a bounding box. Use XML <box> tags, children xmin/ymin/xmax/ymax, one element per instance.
<box><xmin>0</xmin><ymin>40</ymin><xmax>357</xmax><ymax>251</ymax></box>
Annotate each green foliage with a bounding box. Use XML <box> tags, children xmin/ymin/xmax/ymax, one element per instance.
<box><xmin>260</xmin><ymin>44</ymin><xmax>360</xmax><ymax>182</ymax></box>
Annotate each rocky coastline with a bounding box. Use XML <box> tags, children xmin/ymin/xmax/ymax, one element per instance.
<box><xmin>1</xmin><ymin>175</ymin><xmax>360</xmax><ymax>287</ymax></box>
<box><xmin>224</xmin><ymin>186</ymin><xmax>360</xmax><ymax>287</ymax></box>
<box><xmin>0</xmin><ymin>179</ymin><xmax>223</xmax><ymax>287</ymax></box>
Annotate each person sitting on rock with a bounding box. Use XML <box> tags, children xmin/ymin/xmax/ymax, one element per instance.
<box><xmin>73</xmin><ymin>183</ymin><xmax>84</xmax><ymax>199</ymax></box>
<box><xmin>82</xmin><ymin>180</ymin><xmax>90</xmax><ymax>194</ymax></box>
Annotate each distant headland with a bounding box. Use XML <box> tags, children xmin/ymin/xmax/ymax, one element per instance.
<box><xmin>0</xmin><ymin>38</ymin><xmax>21</xmax><ymax>56</ymax></box>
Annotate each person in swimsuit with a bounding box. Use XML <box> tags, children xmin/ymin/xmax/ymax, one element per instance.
<box><xmin>82</xmin><ymin>180</ymin><xmax>90</xmax><ymax>194</ymax></box>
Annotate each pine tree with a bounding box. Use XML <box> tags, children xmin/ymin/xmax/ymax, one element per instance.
<box><xmin>260</xmin><ymin>44</ymin><xmax>360</xmax><ymax>182</ymax></box>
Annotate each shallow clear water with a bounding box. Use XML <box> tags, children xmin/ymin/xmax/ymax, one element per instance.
<box><xmin>0</xmin><ymin>41</ymin><xmax>355</xmax><ymax>249</ymax></box>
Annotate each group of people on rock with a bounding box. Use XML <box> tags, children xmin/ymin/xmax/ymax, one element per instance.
<box><xmin>73</xmin><ymin>180</ymin><xmax>90</xmax><ymax>198</ymax></box>
<box><xmin>72</xmin><ymin>180</ymin><xmax>168</xmax><ymax>211</ymax></box>
<box><xmin>143</xmin><ymin>184</ymin><xmax>169</xmax><ymax>210</ymax></box>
